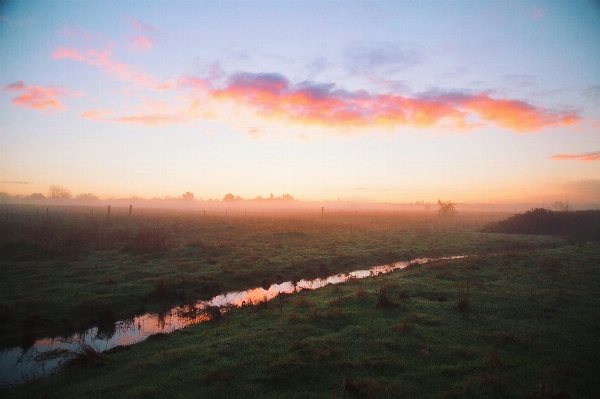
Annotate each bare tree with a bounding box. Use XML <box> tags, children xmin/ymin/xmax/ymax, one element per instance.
<box><xmin>438</xmin><ymin>199</ymin><xmax>456</xmax><ymax>217</ymax></box>
<box><xmin>48</xmin><ymin>185</ymin><xmax>72</xmax><ymax>199</ymax></box>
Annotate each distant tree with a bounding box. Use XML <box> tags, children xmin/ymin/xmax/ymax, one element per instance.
<box><xmin>551</xmin><ymin>201</ymin><xmax>571</xmax><ymax>212</ymax></box>
<box><xmin>181</xmin><ymin>191</ymin><xmax>194</xmax><ymax>200</ymax></box>
<box><xmin>28</xmin><ymin>193</ymin><xmax>46</xmax><ymax>200</ymax></box>
<box><xmin>75</xmin><ymin>193</ymin><xmax>99</xmax><ymax>201</ymax></box>
<box><xmin>48</xmin><ymin>185</ymin><xmax>72</xmax><ymax>199</ymax></box>
<box><xmin>222</xmin><ymin>193</ymin><xmax>242</xmax><ymax>201</ymax></box>
<box><xmin>437</xmin><ymin>199</ymin><xmax>456</xmax><ymax>217</ymax></box>
<box><xmin>281</xmin><ymin>193</ymin><xmax>295</xmax><ymax>201</ymax></box>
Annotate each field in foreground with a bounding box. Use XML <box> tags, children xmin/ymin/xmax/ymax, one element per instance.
<box><xmin>3</xmin><ymin>243</ymin><xmax>599</xmax><ymax>398</ymax></box>
<box><xmin>0</xmin><ymin>207</ymin><xmax>561</xmax><ymax>348</ymax></box>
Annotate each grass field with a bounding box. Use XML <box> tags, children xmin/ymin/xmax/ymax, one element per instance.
<box><xmin>0</xmin><ymin>206</ymin><xmax>561</xmax><ymax>349</ymax></box>
<box><xmin>3</xmin><ymin>242</ymin><xmax>599</xmax><ymax>398</ymax></box>
<box><xmin>3</xmin><ymin>205</ymin><xmax>598</xmax><ymax>398</ymax></box>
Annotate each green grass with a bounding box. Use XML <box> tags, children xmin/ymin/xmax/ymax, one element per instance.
<box><xmin>3</xmin><ymin>242</ymin><xmax>599</xmax><ymax>398</ymax></box>
<box><xmin>0</xmin><ymin>207</ymin><xmax>562</xmax><ymax>348</ymax></box>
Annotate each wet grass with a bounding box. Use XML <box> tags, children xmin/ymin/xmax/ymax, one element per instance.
<box><xmin>3</xmin><ymin>243</ymin><xmax>599</xmax><ymax>398</ymax></box>
<box><xmin>0</xmin><ymin>206</ymin><xmax>562</xmax><ymax>350</ymax></box>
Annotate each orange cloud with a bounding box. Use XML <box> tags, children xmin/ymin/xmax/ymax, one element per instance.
<box><xmin>455</xmin><ymin>94</ymin><xmax>579</xmax><ymax>133</ymax></box>
<box><xmin>80</xmin><ymin>109</ymin><xmax>116</xmax><ymax>119</ymax></box>
<box><xmin>73</xmin><ymin>70</ymin><xmax>582</xmax><ymax>135</ymax></box>
<box><xmin>549</xmin><ymin>151</ymin><xmax>600</xmax><ymax>161</ymax></box>
<box><xmin>52</xmin><ymin>46</ymin><xmax>155</xmax><ymax>86</ymax></box>
<box><xmin>127</xmin><ymin>34</ymin><xmax>154</xmax><ymax>53</ymax></box>
<box><xmin>1</xmin><ymin>81</ymin><xmax>79</xmax><ymax>111</ymax></box>
<box><xmin>81</xmin><ymin>105</ymin><xmax>186</xmax><ymax>126</ymax></box>
<box><xmin>208</xmin><ymin>73</ymin><xmax>579</xmax><ymax>132</ymax></box>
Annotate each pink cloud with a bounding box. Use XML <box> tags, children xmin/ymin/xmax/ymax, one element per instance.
<box><xmin>72</xmin><ymin>70</ymin><xmax>582</xmax><ymax>135</ymax></box>
<box><xmin>549</xmin><ymin>151</ymin><xmax>600</xmax><ymax>162</ymax></box>
<box><xmin>81</xmin><ymin>109</ymin><xmax>116</xmax><ymax>120</ymax></box>
<box><xmin>52</xmin><ymin>46</ymin><xmax>155</xmax><ymax>86</ymax></box>
<box><xmin>1</xmin><ymin>81</ymin><xmax>80</xmax><ymax>111</ymax></box>
<box><xmin>3</xmin><ymin>81</ymin><xmax>26</xmax><ymax>91</ymax></box>
<box><xmin>128</xmin><ymin>18</ymin><xmax>162</xmax><ymax>34</ymax></box>
<box><xmin>154</xmin><ymin>82</ymin><xmax>177</xmax><ymax>92</ymax></box>
<box><xmin>52</xmin><ymin>47</ymin><xmax>85</xmax><ymax>61</ymax></box>
<box><xmin>452</xmin><ymin>94</ymin><xmax>579</xmax><ymax>133</ymax></box>
<box><xmin>81</xmin><ymin>100</ymin><xmax>187</xmax><ymax>126</ymax></box>
<box><xmin>127</xmin><ymin>34</ymin><xmax>154</xmax><ymax>53</ymax></box>
<box><xmin>81</xmin><ymin>108</ymin><xmax>185</xmax><ymax>126</ymax></box>
<box><xmin>179</xmin><ymin>76</ymin><xmax>209</xmax><ymax>90</ymax></box>
<box><xmin>208</xmin><ymin>73</ymin><xmax>580</xmax><ymax>132</ymax></box>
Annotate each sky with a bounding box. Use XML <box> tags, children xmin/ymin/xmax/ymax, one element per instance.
<box><xmin>1</xmin><ymin>0</ymin><xmax>599</xmax><ymax>204</ymax></box>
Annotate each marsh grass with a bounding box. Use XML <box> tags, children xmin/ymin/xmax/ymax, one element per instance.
<box><xmin>28</xmin><ymin>339</ymin><xmax>106</xmax><ymax>376</ymax></box>
<box><xmin>60</xmin><ymin>340</ymin><xmax>105</xmax><ymax>368</ymax></box>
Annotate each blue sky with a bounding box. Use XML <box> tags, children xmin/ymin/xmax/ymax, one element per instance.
<box><xmin>1</xmin><ymin>0</ymin><xmax>599</xmax><ymax>203</ymax></box>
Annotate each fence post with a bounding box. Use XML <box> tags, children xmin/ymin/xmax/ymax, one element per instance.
<box><xmin>129</xmin><ymin>205</ymin><xmax>132</xmax><ymax>218</ymax></box>
<box><xmin>108</xmin><ymin>205</ymin><xmax>110</xmax><ymax>218</ymax></box>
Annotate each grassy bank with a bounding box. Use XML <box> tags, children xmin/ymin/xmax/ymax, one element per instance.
<box><xmin>4</xmin><ymin>243</ymin><xmax>599</xmax><ymax>398</ymax></box>
<box><xmin>0</xmin><ymin>207</ymin><xmax>562</xmax><ymax>348</ymax></box>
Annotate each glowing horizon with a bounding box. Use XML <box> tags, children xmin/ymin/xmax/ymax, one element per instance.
<box><xmin>1</xmin><ymin>2</ymin><xmax>599</xmax><ymax>204</ymax></box>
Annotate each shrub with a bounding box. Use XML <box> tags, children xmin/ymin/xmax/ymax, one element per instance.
<box><xmin>376</xmin><ymin>281</ymin><xmax>398</xmax><ymax>308</ymax></box>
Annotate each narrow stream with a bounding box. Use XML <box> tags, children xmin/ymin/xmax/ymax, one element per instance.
<box><xmin>0</xmin><ymin>255</ymin><xmax>465</xmax><ymax>387</ymax></box>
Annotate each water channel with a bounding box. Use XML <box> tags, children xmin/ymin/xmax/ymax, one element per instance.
<box><xmin>0</xmin><ymin>255</ymin><xmax>465</xmax><ymax>387</ymax></box>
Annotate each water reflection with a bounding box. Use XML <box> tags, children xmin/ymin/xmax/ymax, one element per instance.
<box><xmin>0</xmin><ymin>256</ymin><xmax>464</xmax><ymax>386</ymax></box>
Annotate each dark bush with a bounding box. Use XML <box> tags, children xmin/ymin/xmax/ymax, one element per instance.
<box><xmin>482</xmin><ymin>208</ymin><xmax>600</xmax><ymax>242</ymax></box>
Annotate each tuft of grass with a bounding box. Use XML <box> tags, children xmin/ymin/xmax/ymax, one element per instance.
<box><xmin>286</xmin><ymin>312</ymin><xmax>302</xmax><ymax>323</ymax></box>
<box><xmin>197</xmin><ymin>369</ymin><xmax>235</xmax><ymax>385</ymax></box>
<box><xmin>128</xmin><ymin>225</ymin><xmax>171</xmax><ymax>252</ymax></box>
<box><xmin>397</xmin><ymin>318</ymin><xmax>413</xmax><ymax>333</ymax></box>
<box><xmin>455</xmin><ymin>280</ymin><xmax>470</xmax><ymax>318</ymax></box>
<box><xmin>203</xmin><ymin>305</ymin><xmax>222</xmax><ymax>321</ymax></box>
<box><xmin>375</xmin><ymin>280</ymin><xmax>398</xmax><ymax>308</ymax></box>
<box><xmin>60</xmin><ymin>340</ymin><xmax>105</xmax><ymax>369</ymax></box>
<box><xmin>528</xmin><ymin>383</ymin><xmax>572</xmax><ymax>399</ymax></box>
<box><xmin>150</xmin><ymin>279</ymin><xmax>169</xmax><ymax>299</ymax></box>
<box><xmin>291</xmin><ymin>298</ymin><xmax>312</xmax><ymax>308</ymax></box>
<box><xmin>343</xmin><ymin>378</ymin><xmax>391</xmax><ymax>398</ymax></box>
